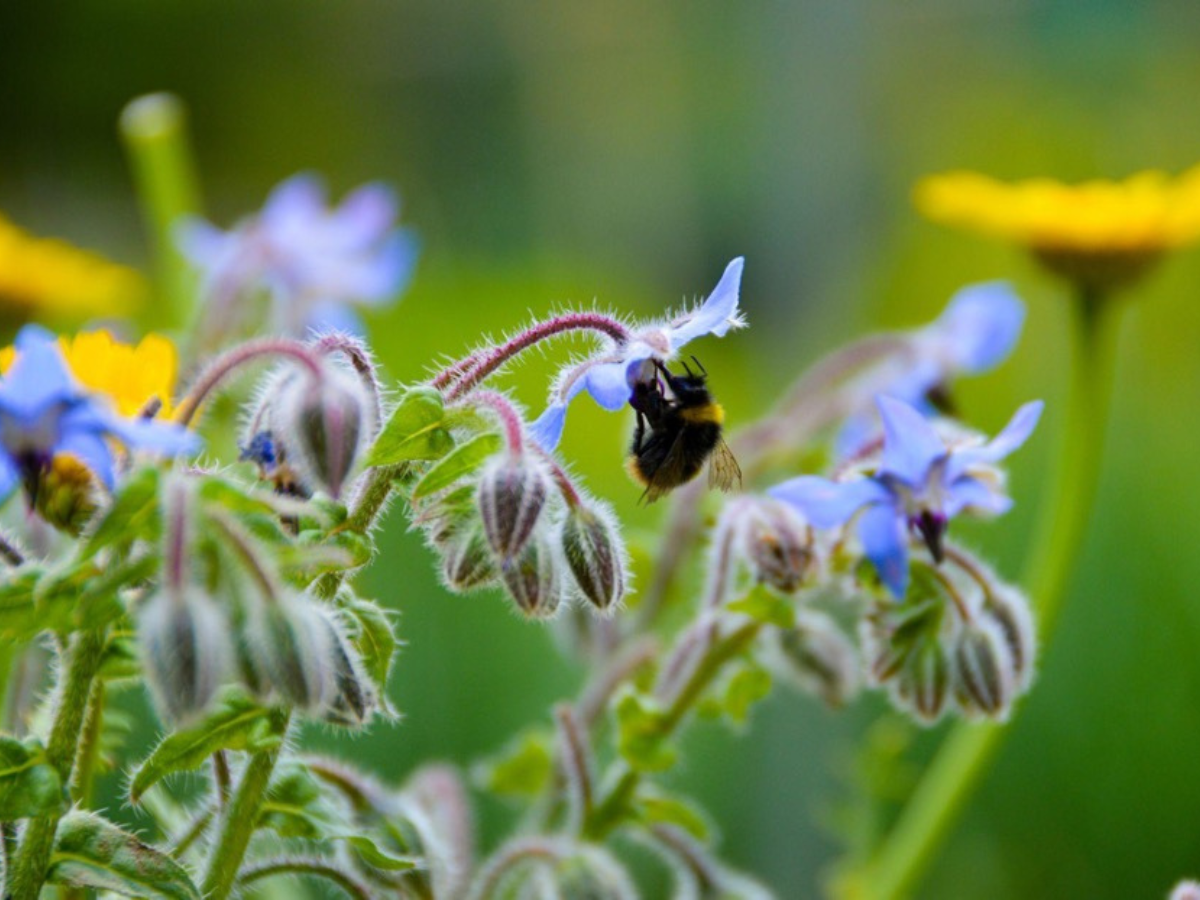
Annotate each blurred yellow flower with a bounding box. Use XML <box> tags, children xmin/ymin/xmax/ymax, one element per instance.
<box><xmin>0</xmin><ymin>214</ymin><xmax>146</xmax><ymax>320</ymax></box>
<box><xmin>0</xmin><ymin>330</ymin><xmax>178</xmax><ymax>418</ymax></box>
<box><xmin>914</xmin><ymin>167</ymin><xmax>1200</xmax><ymax>290</ymax></box>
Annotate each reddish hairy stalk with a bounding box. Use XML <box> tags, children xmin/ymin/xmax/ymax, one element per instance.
<box><xmin>467</xmin><ymin>390</ymin><xmax>525</xmax><ymax>455</ymax></box>
<box><xmin>174</xmin><ymin>337</ymin><xmax>324</xmax><ymax>427</ymax></box>
<box><xmin>314</xmin><ymin>333</ymin><xmax>383</xmax><ymax>433</ymax></box>
<box><xmin>532</xmin><ymin>445</ymin><xmax>583</xmax><ymax>508</ymax></box>
<box><xmin>444</xmin><ymin>313</ymin><xmax>629</xmax><ymax>400</ymax></box>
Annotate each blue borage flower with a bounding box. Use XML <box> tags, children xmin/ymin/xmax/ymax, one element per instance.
<box><xmin>0</xmin><ymin>326</ymin><xmax>198</xmax><ymax>499</ymax></box>
<box><xmin>771</xmin><ymin>394</ymin><xmax>1042</xmax><ymax>598</ymax></box>
<box><xmin>837</xmin><ymin>282</ymin><xmax>1025</xmax><ymax>455</ymax></box>
<box><xmin>529</xmin><ymin>257</ymin><xmax>746</xmax><ymax>451</ymax></box>
<box><xmin>179</xmin><ymin>173</ymin><xmax>418</xmax><ymax>337</ymax></box>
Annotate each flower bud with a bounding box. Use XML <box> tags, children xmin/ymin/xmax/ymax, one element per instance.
<box><xmin>247</xmin><ymin>593</ymin><xmax>336</xmax><ymax>711</ymax></box>
<box><xmin>559</xmin><ymin>501</ymin><xmax>627</xmax><ymax>613</ymax></box>
<box><xmin>441</xmin><ymin>521</ymin><xmax>498</xmax><ymax>591</ymax></box>
<box><xmin>500</xmin><ymin>538</ymin><xmax>563</xmax><ymax>618</ymax></box>
<box><xmin>138</xmin><ymin>587</ymin><xmax>231</xmax><ymax>724</ymax></box>
<box><xmin>982</xmin><ymin>584</ymin><xmax>1036</xmax><ymax>691</ymax></box>
<box><xmin>274</xmin><ymin>362</ymin><xmax>371</xmax><ymax>499</ymax></box>
<box><xmin>477</xmin><ymin>454</ymin><xmax>549</xmax><ymax>563</ymax></box>
<box><xmin>953</xmin><ymin>619</ymin><xmax>1017</xmax><ymax>719</ymax></box>
<box><xmin>767</xmin><ymin>612</ymin><xmax>860</xmax><ymax>708</ymax></box>
<box><xmin>736</xmin><ymin>497</ymin><xmax>814</xmax><ymax>594</ymax></box>
<box><xmin>317</xmin><ymin>610</ymin><xmax>378</xmax><ymax>727</ymax></box>
<box><xmin>893</xmin><ymin>641</ymin><xmax>951</xmax><ymax>723</ymax></box>
<box><xmin>36</xmin><ymin>454</ymin><xmax>101</xmax><ymax>534</ymax></box>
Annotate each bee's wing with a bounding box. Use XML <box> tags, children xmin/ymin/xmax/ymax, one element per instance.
<box><xmin>641</xmin><ymin>430</ymin><xmax>692</xmax><ymax>505</ymax></box>
<box><xmin>707</xmin><ymin>438</ymin><xmax>743</xmax><ymax>493</ymax></box>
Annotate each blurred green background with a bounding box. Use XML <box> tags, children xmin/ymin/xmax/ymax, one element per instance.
<box><xmin>4</xmin><ymin>2</ymin><xmax>1200</xmax><ymax>896</ymax></box>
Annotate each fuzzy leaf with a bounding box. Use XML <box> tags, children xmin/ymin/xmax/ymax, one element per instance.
<box><xmin>637</xmin><ymin>790</ymin><xmax>711</xmax><ymax>841</ymax></box>
<box><xmin>0</xmin><ymin>736</ymin><xmax>67</xmax><ymax>819</ymax></box>
<box><xmin>338</xmin><ymin>833</ymin><xmax>421</xmax><ymax>870</ymax></box>
<box><xmin>613</xmin><ymin>688</ymin><xmax>675</xmax><ymax>772</ymax></box>
<box><xmin>81</xmin><ymin>465</ymin><xmax>161</xmax><ymax>559</ymax></box>
<box><xmin>726</xmin><ymin>585</ymin><xmax>796</xmax><ymax>630</ymax></box>
<box><xmin>411</xmin><ymin>432</ymin><xmax>503</xmax><ymax>501</ymax></box>
<box><xmin>260</xmin><ymin>764</ymin><xmax>340</xmax><ymax>839</ymax></box>
<box><xmin>721</xmin><ymin>665</ymin><xmax>773</xmax><ymax>724</ymax></box>
<box><xmin>0</xmin><ymin>569</ymin><xmax>46</xmax><ymax>640</ymax></box>
<box><xmin>130</xmin><ymin>687</ymin><xmax>282</xmax><ymax>802</ymax></box>
<box><xmin>338</xmin><ymin>595</ymin><xmax>399</xmax><ymax>705</ymax></box>
<box><xmin>477</xmin><ymin>729</ymin><xmax>554</xmax><ymax>798</ymax></box>
<box><xmin>368</xmin><ymin>387</ymin><xmax>453</xmax><ymax>464</ymax></box>
<box><xmin>47</xmin><ymin>811</ymin><xmax>201</xmax><ymax>900</ymax></box>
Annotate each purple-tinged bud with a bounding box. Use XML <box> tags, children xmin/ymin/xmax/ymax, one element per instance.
<box><xmin>982</xmin><ymin>584</ymin><xmax>1036</xmax><ymax>691</ymax></box>
<box><xmin>767</xmin><ymin>611</ymin><xmax>861</xmax><ymax>708</ymax></box>
<box><xmin>248</xmin><ymin>593</ymin><xmax>336</xmax><ymax>711</ymax></box>
<box><xmin>500</xmin><ymin>538</ymin><xmax>563</xmax><ymax>618</ymax></box>
<box><xmin>1170</xmin><ymin>880</ymin><xmax>1200</xmax><ymax>900</ymax></box>
<box><xmin>893</xmin><ymin>642</ymin><xmax>951</xmax><ymax>723</ymax></box>
<box><xmin>477</xmin><ymin>454</ymin><xmax>549</xmax><ymax>563</ymax></box>
<box><xmin>736</xmin><ymin>497</ymin><xmax>814</xmax><ymax>594</ymax></box>
<box><xmin>559</xmin><ymin>500</ymin><xmax>627</xmax><ymax>613</ymax></box>
<box><xmin>442</xmin><ymin>522</ymin><xmax>498</xmax><ymax>592</ymax></box>
<box><xmin>317</xmin><ymin>610</ymin><xmax>378</xmax><ymax>727</ymax></box>
<box><xmin>275</xmin><ymin>362</ymin><xmax>371</xmax><ymax>499</ymax></box>
<box><xmin>953</xmin><ymin>619</ymin><xmax>1017</xmax><ymax>719</ymax></box>
<box><xmin>138</xmin><ymin>587</ymin><xmax>231</xmax><ymax>724</ymax></box>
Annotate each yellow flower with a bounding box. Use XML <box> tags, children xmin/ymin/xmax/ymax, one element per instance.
<box><xmin>0</xmin><ymin>330</ymin><xmax>179</xmax><ymax>418</ymax></box>
<box><xmin>0</xmin><ymin>214</ymin><xmax>146</xmax><ymax>321</ymax></box>
<box><xmin>914</xmin><ymin>167</ymin><xmax>1200</xmax><ymax>291</ymax></box>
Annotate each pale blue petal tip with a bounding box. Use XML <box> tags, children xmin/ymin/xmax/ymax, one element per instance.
<box><xmin>529</xmin><ymin>405</ymin><xmax>567</xmax><ymax>452</ymax></box>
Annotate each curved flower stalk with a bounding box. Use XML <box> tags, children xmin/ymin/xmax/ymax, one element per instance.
<box><xmin>180</xmin><ymin>173</ymin><xmax>418</xmax><ymax>339</ymax></box>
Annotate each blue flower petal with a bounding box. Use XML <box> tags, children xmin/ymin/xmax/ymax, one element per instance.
<box><xmin>584</xmin><ymin>361</ymin><xmax>634</xmax><ymax>411</ymax></box>
<box><xmin>0</xmin><ymin>457</ymin><xmax>17</xmax><ymax>503</ymax></box>
<box><xmin>0</xmin><ymin>327</ymin><xmax>77</xmax><ymax>423</ymax></box>
<box><xmin>58</xmin><ymin>430</ymin><xmax>117</xmax><ymax>490</ymax></box>
<box><xmin>947</xmin><ymin>400</ymin><xmax>1044</xmax><ymax>481</ymax></box>
<box><xmin>528</xmin><ymin>403</ymin><xmax>567</xmax><ymax>451</ymax></box>
<box><xmin>935</xmin><ymin>282</ymin><xmax>1025</xmax><ymax>374</ymax></box>
<box><xmin>106</xmin><ymin>414</ymin><xmax>202</xmax><ymax>457</ymax></box>
<box><xmin>769</xmin><ymin>475</ymin><xmax>891</xmax><ymax>529</ymax></box>
<box><xmin>667</xmin><ymin>257</ymin><xmax>744</xmax><ymax>347</ymax></box>
<box><xmin>858</xmin><ymin>503</ymin><xmax>910</xmax><ymax>598</ymax></box>
<box><xmin>330</xmin><ymin>183</ymin><xmax>398</xmax><ymax>249</ymax></box>
<box><xmin>262</xmin><ymin>173</ymin><xmax>326</xmax><ymax>234</ymax></box>
<box><xmin>306</xmin><ymin>301</ymin><xmax>366</xmax><ymax>337</ymax></box>
<box><xmin>877</xmin><ymin>395</ymin><xmax>945</xmax><ymax>486</ymax></box>
<box><xmin>945</xmin><ymin>476</ymin><xmax>1013</xmax><ymax>517</ymax></box>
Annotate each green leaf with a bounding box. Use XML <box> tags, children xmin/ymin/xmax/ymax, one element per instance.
<box><xmin>410</xmin><ymin>432</ymin><xmax>502</xmax><ymax>501</ymax></box>
<box><xmin>81</xmin><ymin>465</ymin><xmax>161</xmax><ymax>559</ymax></box>
<box><xmin>636</xmin><ymin>789</ymin><xmax>711</xmax><ymax>841</ymax></box>
<box><xmin>337</xmin><ymin>833</ymin><xmax>420</xmax><ymax>871</ymax></box>
<box><xmin>0</xmin><ymin>569</ymin><xmax>46</xmax><ymax>640</ymax></box>
<box><xmin>0</xmin><ymin>736</ymin><xmax>67</xmax><ymax>819</ymax></box>
<box><xmin>613</xmin><ymin>688</ymin><xmax>675</xmax><ymax>773</ymax></box>
<box><xmin>721</xmin><ymin>665</ymin><xmax>772</xmax><ymax>724</ymax></box>
<box><xmin>368</xmin><ymin>387</ymin><xmax>453</xmax><ymax>464</ymax></box>
<box><xmin>726</xmin><ymin>585</ymin><xmax>796</xmax><ymax>629</ymax></box>
<box><xmin>130</xmin><ymin>687</ymin><xmax>282</xmax><ymax>802</ymax></box>
<box><xmin>477</xmin><ymin>729</ymin><xmax>554</xmax><ymax>798</ymax></box>
<box><xmin>338</xmin><ymin>595</ymin><xmax>399</xmax><ymax>706</ymax></box>
<box><xmin>47</xmin><ymin>810</ymin><xmax>201</xmax><ymax>900</ymax></box>
<box><xmin>259</xmin><ymin>764</ymin><xmax>342</xmax><ymax>839</ymax></box>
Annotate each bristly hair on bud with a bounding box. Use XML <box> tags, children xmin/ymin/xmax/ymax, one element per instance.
<box><xmin>316</xmin><ymin>608</ymin><xmax>379</xmax><ymax>727</ymax></box>
<box><xmin>731</xmin><ymin>496</ymin><xmax>816</xmax><ymax>594</ymax></box>
<box><xmin>138</xmin><ymin>587</ymin><xmax>232</xmax><ymax>724</ymax></box>
<box><xmin>271</xmin><ymin>358</ymin><xmax>373</xmax><ymax>499</ymax></box>
<box><xmin>477</xmin><ymin>453</ymin><xmax>550</xmax><ymax>565</ymax></box>
<box><xmin>500</xmin><ymin>538</ymin><xmax>564</xmax><ymax>619</ymax></box>
<box><xmin>441</xmin><ymin>520</ymin><xmax>499</xmax><ymax>592</ymax></box>
<box><xmin>559</xmin><ymin>498</ymin><xmax>628</xmax><ymax>614</ymax></box>
<box><xmin>246</xmin><ymin>591</ymin><xmax>337</xmax><ymax>712</ymax></box>
<box><xmin>765</xmin><ymin>611</ymin><xmax>861</xmax><ymax>708</ymax></box>
<box><xmin>952</xmin><ymin>617</ymin><xmax>1018</xmax><ymax>720</ymax></box>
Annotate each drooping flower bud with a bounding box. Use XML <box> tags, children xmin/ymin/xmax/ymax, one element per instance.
<box><xmin>953</xmin><ymin>618</ymin><xmax>1017</xmax><ymax>719</ymax></box>
<box><xmin>36</xmin><ymin>454</ymin><xmax>102</xmax><ymax>535</ymax></box>
<box><xmin>274</xmin><ymin>361</ymin><xmax>371</xmax><ymax>499</ymax></box>
<box><xmin>138</xmin><ymin>587</ymin><xmax>231</xmax><ymax>724</ymax></box>
<box><xmin>735</xmin><ymin>497</ymin><xmax>815</xmax><ymax>594</ymax></box>
<box><xmin>441</xmin><ymin>521</ymin><xmax>499</xmax><ymax>591</ymax></box>
<box><xmin>317</xmin><ymin>609</ymin><xmax>378</xmax><ymax>727</ymax></box>
<box><xmin>477</xmin><ymin>454</ymin><xmax>549</xmax><ymax>563</ymax></box>
<box><xmin>892</xmin><ymin>641</ymin><xmax>951</xmax><ymax>723</ymax></box>
<box><xmin>247</xmin><ymin>592</ymin><xmax>336</xmax><ymax>711</ymax></box>
<box><xmin>500</xmin><ymin>538</ymin><xmax>563</xmax><ymax>618</ymax></box>
<box><xmin>767</xmin><ymin>611</ymin><xmax>861</xmax><ymax>708</ymax></box>
<box><xmin>982</xmin><ymin>583</ymin><xmax>1036</xmax><ymax>691</ymax></box>
<box><xmin>559</xmin><ymin>500</ymin><xmax>627</xmax><ymax>613</ymax></box>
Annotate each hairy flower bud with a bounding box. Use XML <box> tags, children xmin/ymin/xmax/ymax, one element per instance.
<box><xmin>36</xmin><ymin>454</ymin><xmax>102</xmax><ymax>534</ymax></box>
<box><xmin>982</xmin><ymin>584</ymin><xmax>1036</xmax><ymax>691</ymax></box>
<box><xmin>893</xmin><ymin>642</ymin><xmax>951</xmax><ymax>723</ymax></box>
<box><xmin>500</xmin><ymin>538</ymin><xmax>563</xmax><ymax>618</ymax></box>
<box><xmin>248</xmin><ymin>593</ymin><xmax>336</xmax><ymax>711</ymax></box>
<box><xmin>274</xmin><ymin>362</ymin><xmax>371</xmax><ymax>499</ymax></box>
<box><xmin>441</xmin><ymin>521</ymin><xmax>498</xmax><ymax>591</ymax></box>
<box><xmin>138</xmin><ymin>587</ymin><xmax>231</xmax><ymax>723</ymax></box>
<box><xmin>736</xmin><ymin>497</ymin><xmax>814</xmax><ymax>594</ymax></box>
<box><xmin>559</xmin><ymin>501</ymin><xmax>627</xmax><ymax>612</ymax></box>
<box><xmin>478</xmin><ymin>454</ymin><xmax>549</xmax><ymax>563</ymax></box>
<box><xmin>953</xmin><ymin>619</ymin><xmax>1017</xmax><ymax>719</ymax></box>
<box><xmin>317</xmin><ymin>610</ymin><xmax>378</xmax><ymax>727</ymax></box>
<box><xmin>767</xmin><ymin>611</ymin><xmax>860</xmax><ymax>708</ymax></box>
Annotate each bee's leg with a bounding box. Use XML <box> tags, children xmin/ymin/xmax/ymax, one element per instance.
<box><xmin>632</xmin><ymin>409</ymin><xmax>648</xmax><ymax>454</ymax></box>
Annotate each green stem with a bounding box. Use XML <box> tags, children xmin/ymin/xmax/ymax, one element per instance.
<box><xmin>72</xmin><ymin>679</ymin><xmax>106</xmax><ymax>806</ymax></box>
<box><xmin>859</xmin><ymin>288</ymin><xmax>1123</xmax><ymax>899</ymax></box>
<box><xmin>119</xmin><ymin>92</ymin><xmax>202</xmax><ymax>334</ymax></box>
<box><xmin>200</xmin><ymin>708</ymin><xmax>290</xmax><ymax>900</ymax></box>
<box><xmin>7</xmin><ymin>629</ymin><xmax>107</xmax><ymax>900</ymax></box>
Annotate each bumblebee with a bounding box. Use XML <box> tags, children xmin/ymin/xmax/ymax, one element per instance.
<box><xmin>627</xmin><ymin>358</ymin><xmax>742</xmax><ymax>503</ymax></box>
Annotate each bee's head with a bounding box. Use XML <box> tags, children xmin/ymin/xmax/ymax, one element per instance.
<box><xmin>654</xmin><ymin>358</ymin><xmax>712</xmax><ymax>405</ymax></box>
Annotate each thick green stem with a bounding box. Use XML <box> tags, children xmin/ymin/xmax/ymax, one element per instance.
<box><xmin>858</xmin><ymin>289</ymin><xmax>1122</xmax><ymax>900</ymax></box>
<box><xmin>200</xmin><ymin>708</ymin><xmax>290</xmax><ymax>900</ymax></box>
<box><xmin>119</xmin><ymin>93</ymin><xmax>202</xmax><ymax>334</ymax></box>
<box><xmin>7</xmin><ymin>629</ymin><xmax>107</xmax><ymax>900</ymax></box>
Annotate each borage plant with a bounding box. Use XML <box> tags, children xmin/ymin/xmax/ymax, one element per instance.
<box><xmin>0</xmin><ymin>94</ymin><xmax>1051</xmax><ymax>900</ymax></box>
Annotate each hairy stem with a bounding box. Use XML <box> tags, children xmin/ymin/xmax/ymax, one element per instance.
<box><xmin>861</xmin><ymin>287</ymin><xmax>1122</xmax><ymax>899</ymax></box>
<box><xmin>238</xmin><ymin>856</ymin><xmax>373</xmax><ymax>900</ymax></box>
<box><xmin>7</xmin><ymin>628</ymin><xmax>107</xmax><ymax>900</ymax></box>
